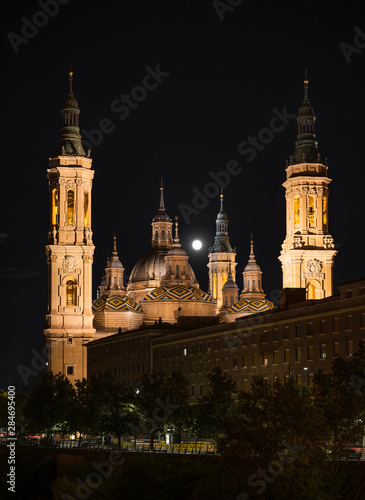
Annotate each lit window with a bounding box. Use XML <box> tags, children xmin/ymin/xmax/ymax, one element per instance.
<box><xmin>308</xmin><ymin>196</ymin><xmax>315</xmax><ymax>225</ymax></box>
<box><xmin>294</xmin><ymin>196</ymin><xmax>300</xmax><ymax>225</ymax></box>
<box><xmin>66</xmin><ymin>278</ymin><xmax>77</xmax><ymax>306</ymax></box>
<box><xmin>67</xmin><ymin>189</ymin><xmax>75</xmax><ymax>224</ymax></box>
<box><xmin>51</xmin><ymin>188</ymin><xmax>59</xmax><ymax>226</ymax></box>
<box><xmin>322</xmin><ymin>196</ymin><xmax>328</xmax><ymax>230</ymax></box>
<box><xmin>84</xmin><ymin>192</ymin><xmax>89</xmax><ymax>226</ymax></box>
<box><xmin>284</xmin><ymin>349</ymin><xmax>290</xmax><ymax>363</ymax></box>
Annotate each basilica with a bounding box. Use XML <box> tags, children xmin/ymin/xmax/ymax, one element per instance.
<box><xmin>44</xmin><ymin>71</ymin><xmax>338</xmax><ymax>382</ymax></box>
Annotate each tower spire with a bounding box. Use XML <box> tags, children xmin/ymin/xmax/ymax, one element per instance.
<box><xmin>159</xmin><ymin>177</ymin><xmax>165</xmax><ymax>211</ymax></box>
<box><xmin>57</xmin><ymin>69</ymin><xmax>85</xmax><ymax>156</ymax></box>
<box><xmin>292</xmin><ymin>72</ymin><xmax>320</xmax><ymax>164</ymax></box>
<box><xmin>211</xmin><ymin>191</ymin><xmax>233</xmax><ymax>253</ymax></box>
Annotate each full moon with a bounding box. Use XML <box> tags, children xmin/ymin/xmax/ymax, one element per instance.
<box><xmin>192</xmin><ymin>240</ymin><xmax>202</xmax><ymax>250</ymax></box>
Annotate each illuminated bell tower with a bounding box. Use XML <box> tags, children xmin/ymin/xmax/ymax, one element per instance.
<box><xmin>279</xmin><ymin>74</ymin><xmax>337</xmax><ymax>299</ymax></box>
<box><xmin>208</xmin><ymin>192</ymin><xmax>237</xmax><ymax>311</ymax></box>
<box><xmin>44</xmin><ymin>70</ymin><xmax>95</xmax><ymax>382</ymax></box>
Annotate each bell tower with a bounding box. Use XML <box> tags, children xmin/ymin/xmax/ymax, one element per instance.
<box><xmin>44</xmin><ymin>70</ymin><xmax>95</xmax><ymax>382</ymax></box>
<box><xmin>279</xmin><ymin>74</ymin><xmax>337</xmax><ymax>299</ymax></box>
<box><xmin>207</xmin><ymin>192</ymin><xmax>237</xmax><ymax>310</ymax></box>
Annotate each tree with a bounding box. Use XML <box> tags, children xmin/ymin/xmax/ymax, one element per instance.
<box><xmin>88</xmin><ymin>371</ymin><xmax>140</xmax><ymax>449</ymax></box>
<box><xmin>136</xmin><ymin>370</ymin><xmax>189</xmax><ymax>448</ymax></box>
<box><xmin>191</xmin><ymin>367</ymin><xmax>237</xmax><ymax>440</ymax></box>
<box><xmin>25</xmin><ymin>371</ymin><xmax>75</xmax><ymax>439</ymax></box>
<box><xmin>219</xmin><ymin>376</ymin><xmax>340</xmax><ymax>499</ymax></box>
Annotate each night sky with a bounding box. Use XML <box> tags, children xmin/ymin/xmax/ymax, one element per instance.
<box><xmin>2</xmin><ymin>1</ymin><xmax>365</xmax><ymax>392</ymax></box>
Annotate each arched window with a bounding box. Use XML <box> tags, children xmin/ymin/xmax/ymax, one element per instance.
<box><xmin>308</xmin><ymin>283</ymin><xmax>316</xmax><ymax>300</ymax></box>
<box><xmin>308</xmin><ymin>196</ymin><xmax>315</xmax><ymax>226</ymax></box>
<box><xmin>155</xmin><ymin>230</ymin><xmax>159</xmax><ymax>240</ymax></box>
<box><xmin>84</xmin><ymin>192</ymin><xmax>89</xmax><ymax>226</ymax></box>
<box><xmin>212</xmin><ymin>274</ymin><xmax>217</xmax><ymax>299</ymax></box>
<box><xmin>294</xmin><ymin>196</ymin><xmax>300</xmax><ymax>225</ymax></box>
<box><xmin>323</xmin><ymin>196</ymin><xmax>328</xmax><ymax>230</ymax></box>
<box><xmin>51</xmin><ymin>188</ymin><xmax>59</xmax><ymax>226</ymax></box>
<box><xmin>67</xmin><ymin>189</ymin><xmax>75</xmax><ymax>225</ymax></box>
<box><xmin>161</xmin><ymin>229</ymin><xmax>165</xmax><ymax>240</ymax></box>
<box><xmin>66</xmin><ymin>278</ymin><xmax>77</xmax><ymax>306</ymax></box>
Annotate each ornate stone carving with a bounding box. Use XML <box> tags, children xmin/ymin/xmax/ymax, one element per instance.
<box><xmin>303</xmin><ymin>259</ymin><xmax>324</xmax><ymax>280</ymax></box>
<box><xmin>62</xmin><ymin>255</ymin><xmax>77</xmax><ymax>272</ymax></box>
<box><xmin>323</xmin><ymin>235</ymin><xmax>335</xmax><ymax>249</ymax></box>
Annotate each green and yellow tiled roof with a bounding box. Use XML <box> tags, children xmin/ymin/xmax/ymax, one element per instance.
<box><xmin>227</xmin><ymin>298</ymin><xmax>275</xmax><ymax>314</ymax></box>
<box><xmin>92</xmin><ymin>295</ymin><xmax>143</xmax><ymax>312</ymax></box>
<box><xmin>141</xmin><ymin>285</ymin><xmax>213</xmax><ymax>302</ymax></box>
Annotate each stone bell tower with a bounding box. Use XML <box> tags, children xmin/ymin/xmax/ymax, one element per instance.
<box><xmin>279</xmin><ymin>74</ymin><xmax>337</xmax><ymax>299</ymax></box>
<box><xmin>44</xmin><ymin>70</ymin><xmax>95</xmax><ymax>382</ymax></box>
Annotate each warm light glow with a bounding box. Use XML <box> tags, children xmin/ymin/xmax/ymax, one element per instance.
<box><xmin>51</xmin><ymin>188</ymin><xmax>58</xmax><ymax>226</ymax></box>
<box><xmin>323</xmin><ymin>196</ymin><xmax>328</xmax><ymax>229</ymax></box>
<box><xmin>67</xmin><ymin>189</ymin><xmax>75</xmax><ymax>225</ymax></box>
<box><xmin>294</xmin><ymin>196</ymin><xmax>300</xmax><ymax>225</ymax></box>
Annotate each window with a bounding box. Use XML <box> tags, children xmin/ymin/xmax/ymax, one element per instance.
<box><xmin>308</xmin><ymin>195</ymin><xmax>315</xmax><ymax>225</ymax></box>
<box><xmin>284</xmin><ymin>326</ymin><xmax>289</xmax><ymax>340</ymax></box>
<box><xmin>199</xmin><ymin>384</ymin><xmax>203</xmax><ymax>396</ymax></box>
<box><xmin>161</xmin><ymin>229</ymin><xmax>165</xmax><ymax>240</ymax></box>
<box><xmin>252</xmin><ymin>332</ymin><xmax>257</xmax><ymax>345</ymax></box>
<box><xmin>176</xmin><ymin>265</ymin><xmax>180</xmax><ymax>277</ymax></box>
<box><xmin>243</xmin><ymin>379</ymin><xmax>248</xmax><ymax>392</ymax></box>
<box><xmin>207</xmin><ymin>341</ymin><xmax>211</xmax><ymax>352</ymax></box>
<box><xmin>295</xmin><ymin>347</ymin><xmax>301</xmax><ymax>362</ymax></box>
<box><xmin>307</xmin><ymin>322</ymin><xmax>314</xmax><ymax>336</ymax></box>
<box><xmin>84</xmin><ymin>192</ymin><xmax>89</xmax><ymax>226</ymax></box>
<box><xmin>308</xmin><ymin>346</ymin><xmax>314</xmax><ymax>361</ymax></box>
<box><xmin>284</xmin><ymin>349</ymin><xmax>290</xmax><ymax>363</ymax></box>
<box><xmin>262</xmin><ymin>330</ymin><xmax>268</xmax><ymax>343</ymax></box>
<box><xmin>320</xmin><ymin>344</ymin><xmax>327</xmax><ymax>359</ymax></box>
<box><xmin>191</xmin><ymin>385</ymin><xmax>195</xmax><ymax>396</ymax></box>
<box><xmin>346</xmin><ymin>315</ymin><xmax>353</xmax><ymax>330</ymax></box>
<box><xmin>224</xmin><ymin>338</ymin><xmax>229</xmax><ymax>349</ymax></box>
<box><xmin>67</xmin><ymin>338</ymin><xmax>73</xmax><ymax>345</ymax></box>
<box><xmin>190</xmin><ymin>362</ymin><xmax>195</xmax><ymax>373</ymax></box>
<box><xmin>183</xmin><ymin>347</ymin><xmax>187</xmax><ymax>356</ymax></box>
<box><xmin>161</xmin><ymin>349</ymin><xmax>165</xmax><ymax>359</ymax></box>
<box><xmin>333</xmin><ymin>317</ymin><xmax>339</xmax><ymax>332</ymax></box>
<box><xmin>199</xmin><ymin>342</ymin><xmax>203</xmax><ymax>353</ymax></box>
<box><xmin>252</xmin><ymin>353</ymin><xmax>257</xmax><ymax>367</ymax></box>
<box><xmin>224</xmin><ymin>358</ymin><xmax>228</xmax><ymax>370</ymax></box>
<box><xmin>273</xmin><ymin>328</ymin><xmax>278</xmax><ymax>341</ymax></box>
<box><xmin>233</xmin><ymin>357</ymin><xmax>238</xmax><ymax>369</ymax></box>
<box><xmin>320</xmin><ymin>320</ymin><xmax>326</xmax><ymax>334</ymax></box>
<box><xmin>242</xmin><ymin>355</ymin><xmax>247</xmax><ymax>368</ymax></box>
<box><xmin>67</xmin><ymin>189</ymin><xmax>75</xmax><ymax>224</ymax></box>
<box><xmin>66</xmin><ymin>365</ymin><xmax>74</xmax><ymax>375</ymax></box>
<box><xmin>347</xmin><ymin>340</ymin><xmax>354</xmax><ymax>356</ymax></box>
<box><xmin>51</xmin><ymin>188</ymin><xmax>59</xmax><ymax>225</ymax></box>
<box><xmin>215</xmin><ymin>339</ymin><xmax>220</xmax><ymax>350</ymax></box>
<box><xmin>294</xmin><ymin>196</ymin><xmax>300</xmax><ymax>225</ymax></box>
<box><xmin>333</xmin><ymin>342</ymin><xmax>340</xmax><ymax>357</ymax></box>
<box><xmin>295</xmin><ymin>324</ymin><xmax>301</xmax><ymax>338</ymax></box>
<box><xmin>199</xmin><ymin>361</ymin><xmax>203</xmax><ymax>373</ymax></box>
<box><xmin>322</xmin><ymin>196</ymin><xmax>328</xmax><ymax>230</ymax></box>
<box><xmin>296</xmin><ymin>374</ymin><xmax>302</xmax><ymax>386</ymax></box>
<box><xmin>309</xmin><ymin>373</ymin><xmax>314</xmax><ymax>387</ymax></box>
<box><xmin>262</xmin><ymin>352</ymin><xmax>268</xmax><ymax>366</ymax></box>
<box><xmin>155</xmin><ymin>230</ymin><xmax>158</xmax><ymax>240</ymax></box>
<box><xmin>66</xmin><ymin>278</ymin><xmax>77</xmax><ymax>306</ymax></box>
<box><xmin>273</xmin><ymin>350</ymin><xmax>278</xmax><ymax>365</ymax></box>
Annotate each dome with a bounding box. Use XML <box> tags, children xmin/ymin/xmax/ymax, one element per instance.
<box><xmin>63</xmin><ymin>95</ymin><xmax>79</xmax><ymax>110</ymax></box>
<box><xmin>129</xmin><ymin>250</ymin><xmax>168</xmax><ymax>283</ymax></box>
<box><xmin>141</xmin><ymin>285</ymin><xmax>214</xmax><ymax>303</ymax></box>
<box><xmin>227</xmin><ymin>298</ymin><xmax>275</xmax><ymax>315</ymax></box>
<box><xmin>92</xmin><ymin>295</ymin><xmax>143</xmax><ymax>312</ymax></box>
<box><xmin>153</xmin><ymin>209</ymin><xmax>171</xmax><ymax>223</ymax></box>
<box><xmin>243</xmin><ymin>261</ymin><xmax>261</xmax><ymax>272</ymax></box>
<box><xmin>222</xmin><ymin>278</ymin><xmax>238</xmax><ymax>290</ymax></box>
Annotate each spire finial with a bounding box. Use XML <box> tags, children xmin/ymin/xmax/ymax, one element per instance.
<box><xmin>220</xmin><ymin>189</ymin><xmax>224</xmax><ymax>212</ymax></box>
<box><xmin>174</xmin><ymin>215</ymin><xmax>179</xmax><ymax>240</ymax></box>
<box><xmin>249</xmin><ymin>233</ymin><xmax>256</xmax><ymax>261</ymax></box>
<box><xmin>159</xmin><ymin>177</ymin><xmax>165</xmax><ymax>211</ymax></box>
<box><xmin>68</xmin><ymin>64</ymin><xmax>74</xmax><ymax>96</ymax></box>
<box><xmin>113</xmin><ymin>228</ymin><xmax>117</xmax><ymax>254</ymax></box>
<box><xmin>303</xmin><ymin>70</ymin><xmax>309</xmax><ymax>103</ymax></box>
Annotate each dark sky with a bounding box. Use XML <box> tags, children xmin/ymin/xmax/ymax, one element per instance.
<box><xmin>2</xmin><ymin>0</ymin><xmax>365</xmax><ymax>392</ymax></box>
